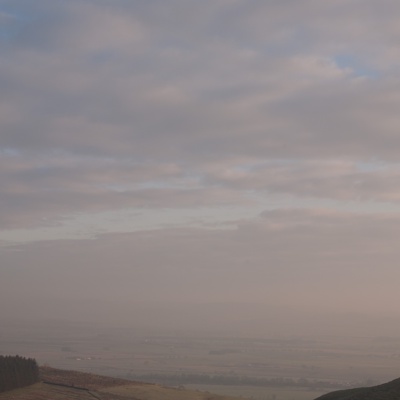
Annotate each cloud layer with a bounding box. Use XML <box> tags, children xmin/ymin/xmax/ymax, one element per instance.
<box><xmin>2</xmin><ymin>1</ymin><xmax>400</xmax><ymax>230</ymax></box>
<box><xmin>2</xmin><ymin>1</ymin><xmax>400</xmax><ymax>326</ymax></box>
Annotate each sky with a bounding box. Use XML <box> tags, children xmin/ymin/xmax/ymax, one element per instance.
<box><xmin>2</xmin><ymin>0</ymin><xmax>400</xmax><ymax>335</ymax></box>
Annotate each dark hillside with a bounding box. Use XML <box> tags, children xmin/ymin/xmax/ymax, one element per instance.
<box><xmin>314</xmin><ymin>377</ymin><xmax>400</xmax><ymax>400</ymax></box>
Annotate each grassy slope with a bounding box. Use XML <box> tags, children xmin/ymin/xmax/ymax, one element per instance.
<box><xmin>0</xmin><ymin>366</ymin><xmax>243</xmax><ymax>400</ymax></box>
<box><xmin>314</xmin><ymin>377</ymin><xmax>400</xmax><ymax>400</ymax></box>
<box><xmin>0</xmin><ymin>382</ymin><xmax>100</xmax><ymax>400</ymax></box>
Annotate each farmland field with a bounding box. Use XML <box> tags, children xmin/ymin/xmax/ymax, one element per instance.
<box><xmin>185</xmin><ymin>384</ymin><xmax>328</xmax><ymax>400</ymax></box>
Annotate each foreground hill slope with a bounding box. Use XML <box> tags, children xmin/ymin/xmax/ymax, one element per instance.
<box><xmin>314</xmin><ymin>377</ymin><xmax>400</xmax><ymax>400</ymax></box>
<box><xmin>0</xmin><ymin>366</ymin><xmax>242</xmax><ymax>400</ymax></box>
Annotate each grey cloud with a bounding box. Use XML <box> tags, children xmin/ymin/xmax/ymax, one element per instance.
<box><xmin>203</xmin><ymin>159</ymin><xmax>400</xmax><ymax>202</ymax></box>
<box><xmin>1</xmin><ymin>0</ymin><xmax>400</xmax><ymax>158</ymax></box>
<box><xmin>2</xmin><ymin>0</ymin><xmax>400</xmax><ymax>231</ymax></box>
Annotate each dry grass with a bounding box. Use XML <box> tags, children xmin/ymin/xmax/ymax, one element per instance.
<box><xmin>0</xmin><ymin>382</ymin><xmax>97</xmax><ymax>400</ymax></box>
<box><xmin>40</xmin><ymin>366</ymin><xmax>140</xmax><ymax>389</ymax></box>
<box><xmin>106</xmin><ymin>384</ymin><xmax>242</xmax><ymax>400</ymax></box>
<box><xmin>0</xmin><ymin>367</ymin><xmax>244</xmax><ymax>400</ymax></box>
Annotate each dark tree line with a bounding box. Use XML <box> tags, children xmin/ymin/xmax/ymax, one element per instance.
<box><xmin>0</xmin><ymin>355</ymin><xmax>39</xmax><ymax>393</ymax></box>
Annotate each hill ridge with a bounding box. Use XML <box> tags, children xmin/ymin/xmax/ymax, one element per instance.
<box><xmin>314</xmin><ymin>377</ymin><xmax>400</xmax><ymax>400</ymax></box>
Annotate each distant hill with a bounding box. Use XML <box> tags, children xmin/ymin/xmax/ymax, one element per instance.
<box><xmin>0</xmin><ymin>366</ymin><xmax>243</xmax><ymax>400</ymax></box>
<box><xmin>314</xmin><ymin>377</ymin><xmax>400</xmax><ymax>400</ymax></box>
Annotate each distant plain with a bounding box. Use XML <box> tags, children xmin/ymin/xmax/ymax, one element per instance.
<box><xmin>2</xmin><ymin>320</ymin><xmax>400</xmax><ymax>400</ymax></box>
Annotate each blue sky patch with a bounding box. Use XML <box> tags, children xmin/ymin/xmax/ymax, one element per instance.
<box><xmin>335</xmin><ymin>54</ymin><xmax>381</xmax><ymax>79</ymax></box>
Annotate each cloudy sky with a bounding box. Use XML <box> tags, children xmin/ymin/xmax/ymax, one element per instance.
<box><xmin>1</xmin><ymin>0</ymin><xmax>400</xmax><ymax>334</ymax></box>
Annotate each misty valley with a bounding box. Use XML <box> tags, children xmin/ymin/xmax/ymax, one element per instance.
<box><xmin>2</xmin><ymin>320</ymin><xmax>400</xmax><ymax>400</ymax></box>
